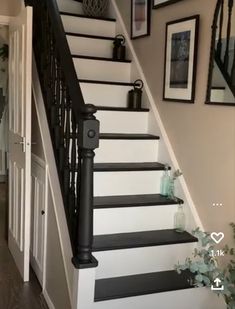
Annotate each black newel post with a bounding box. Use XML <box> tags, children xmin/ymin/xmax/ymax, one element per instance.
<box><xmin>72</xmin><ymin>104</ymin><xmax>99</xmax><ymax>267</ymax></box>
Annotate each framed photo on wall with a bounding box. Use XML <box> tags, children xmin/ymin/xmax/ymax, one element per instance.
<box><xmin>153</xmin><ymin>0</ymin><xmax>184</xmax><ymax>9</ymax></box>
<box><xmin>163</xmin><ymin>15</ymin><xmax>199</xmax><ymax>103</ymax></box>
<box><xmin>131</xmin><ymin>0</ymin><xmax>151</xmax><ymax>39</ymax></box>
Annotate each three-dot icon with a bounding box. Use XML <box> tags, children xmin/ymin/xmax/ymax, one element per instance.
<box><xmin>212</xmin><ymin>203</ymin><xmax>223</xmax><ymax>207</ymax></box>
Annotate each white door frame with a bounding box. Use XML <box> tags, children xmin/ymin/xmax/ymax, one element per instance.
<box><xmin>0</xmin><ymin>11</ymin><xmax>48</xmax><ymax>289</ymax></box>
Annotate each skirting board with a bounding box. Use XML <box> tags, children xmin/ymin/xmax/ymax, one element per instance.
<box><xmin>43</xmin><ymin>290</ymin><xmax>56</xmax><ymax>309</ymax></box>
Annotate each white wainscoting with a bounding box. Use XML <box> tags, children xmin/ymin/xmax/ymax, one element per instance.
<box><xmin>31</xmin><ymin>154</ymin><xmax>48</xmax><ymax>289</ymax></box>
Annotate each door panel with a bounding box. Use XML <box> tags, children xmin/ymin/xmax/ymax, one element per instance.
<box><xmin>31</xmin><ymin>156</ymin><xmax>47</xmax><ymax>286</ymax></box>
<box><xmin>8</xmin><ymin>5</ymin><xmax>32</xmax><ymax>282</ymax></box>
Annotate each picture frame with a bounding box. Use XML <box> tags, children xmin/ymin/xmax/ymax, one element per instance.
<box><xmin>153</xmin><ymin>0</ymin><xmax>184</xmax><ymax>9</ymax></box>
<box><xmin>163</xmin><ymin>15</ymin><xmax>199</xmax><ymax>103</ymax></box>
<box><xmin>131</xmin><ymin>0</ymin><xmax>151</xmax><ymax>39</ymax></box>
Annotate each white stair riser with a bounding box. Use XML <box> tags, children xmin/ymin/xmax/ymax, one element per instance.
<box><xmin>94</xmin><ymin>243</ymin><xmax>196</xmax><ymax>279</ymax></box>
<box><xmin>93</xmin><ymin>288</ymin><xmax>226</xmax><ymax>309</ymax></box>
<box><xmin>95</xmin><ymin>140</ymin><xmax>159</xmax><ymax>163</ymax></box>
<box><xmin>94</xmin><ymin>171</ymin><xmax>163</xmax><ymax>196</ymax></box>
<box><xmin>73</xmin><ymin>58</ymin><xmax>131</xmax><ymax>82</ymax></box>
<box><xmin>97</xmin><ymin>111</ymin><xmax>148</xmax><ymax>134</ymax></box>
<box><xmin>62</xmin><ymin>15</ymin><xmax>116</xmax><ymax>37</ymax></box>
<box><xmin>67</xmin><ymin>35</ymin><xmax>113</xmax><ymax>58</ymax></box>
<box><xmin>94</xmin><ymin>205</ymin><xmax>178</xmax><ymax>235</ymax></box>
<box><xmin>57</xmin><ymin>0</ymin><xmax>83</xmax><ymax>14</ymax></box>
<box><xmin>80</xmin><ymin>83</ymin><xmax>132</xmax><ymax>107</ymax></box>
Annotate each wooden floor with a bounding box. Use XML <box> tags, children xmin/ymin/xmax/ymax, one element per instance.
<box><xmin>0</xmin><ymin>183</ymin><xmax>49</xmax><ymax>309</ymax></box>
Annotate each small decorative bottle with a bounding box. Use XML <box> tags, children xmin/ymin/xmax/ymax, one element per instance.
<box><xmin>174</xmin><ymin>204</ymin><xmax>186</xmax><ymax>233</ymax></box>
<box><xmin>167</xmin><ymin>177</ymin><xmax>175</xmax><ymax>199</ymax></box>
<box><xmin>160</xmin><ymin>164</ymin><xmax>170</xmax><ymax>196</ymax></box>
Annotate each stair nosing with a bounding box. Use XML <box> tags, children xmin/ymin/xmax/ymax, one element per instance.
<box><xmin>66</xmin><ymin>32</ymin><xmax>114</xmax><ymax>41</ymax></box>
<box><xmin>93</xmin><ymin>162</ymin><xmax>166</xmax><ymax>172</ymax></box>
<box><xmin>72</xmin><ymin>54</ymin><xmax>132</xmax><ymax>63</ymax></box>
<box><xmin>99</xmin><ymin>133</ymin><xmax>159</xmax><ymax>140</ymax></box>
<box><xmin>94</xmin><ymin>194</ymin><xmax>183</xmax><ymax>209</ymax></box>
<box><xmin>78</xmin><ymin>79</ymin><xmax>135</xmax><ymax>86</ymax></box>
<box><xmin>94</xmin><ymin>270</ymin><xmax>194</xmax><ymax>302</ymax></box>
<box><xmin>93</xmin><ymin>229</ymin><xmax>198</xmax><ymax>252</ymax></box>
<box><xmin>60</xmin><ymin>11</ymin><xmax>116</xmax><ymax>22</ymax></box>
<box><xmin>96</xmin><ymin>106</ymin><xmax>149</xmax><ymax>112</ymax></box>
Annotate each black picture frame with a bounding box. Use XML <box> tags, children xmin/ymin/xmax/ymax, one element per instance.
<box><xmin>131</xmin><ymin>0</ymin><xmax>151</xmax><ymax>39</ymax></box>
<box><xmin>163</xmin><ymin>15</ymin><xmax>199</xmax><ymax>103</ymax></box>
<box><xmin>153</xmin><ymin>0</ymin><xmax>184</xmax><ymax>9</ymax></box>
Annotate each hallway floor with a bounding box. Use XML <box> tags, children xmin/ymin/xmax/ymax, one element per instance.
<box><xmin>0</xmin><ymin>183</ymin><xmax>48</xmax><ymax>309</ymax></box>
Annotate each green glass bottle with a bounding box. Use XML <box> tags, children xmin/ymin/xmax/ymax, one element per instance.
<box><xmin>174</xmin><ymin>204</ymin><xmax>186</xmax><ymax>233</ymax></box>
<box><xmin>160</xmin><ymin>164</ymin><xmax>170</xmax><ymax>196</ymax></box>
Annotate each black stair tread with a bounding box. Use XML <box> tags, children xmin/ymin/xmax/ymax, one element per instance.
<box><xmin>96</xmin><ymin>106</ymin><xmax>149</xmax><ymax>112</ymax></box>
<box><xmin>94</xmin><ymin>162</ymin><xmax>166</xmax><ymax>172</ymax></box>
<box><xmin>93</xmin><ymin>229</ymin><xmax>198</xmax><ymax>252</ymax></box>
<box><xmin>211</xmin><ymin>86</ymin><xmax>226</xmax><ymax>90</ymax></box>
<box><xmin>78</xmin><ymin>79</ymin><xmax>135</xmax><ymax>86</ymax></box>
<box><xmin>60</xmin><ymin>11</ymin><xmax>116</xmax><ymax>22</ymax></box>
<box><xmin>99</xmin><ymin>133</ymin><xmax>159</xmax><ymax>140</ymax></box>
<box><xmin>95</xmin><ymin>270</ymin><xmax>194</xmax><ymax>302</ymax></box>
<box><xmin>72</xmin><ymin>55</ymin><xmax>131</xmax><ymax>63</ymax></box>
<box><xmin>66</xmin><ymin>32</ymin><xmax>114</xmax><ymax>40</ymax></box>
<box><xmin>94</xmin><ymin>194</ymin><xmax>183</xmax><ymax>209</ymax></box>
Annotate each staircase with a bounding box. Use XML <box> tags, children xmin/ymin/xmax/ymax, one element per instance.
<box><xmin>31</xmin><ymin>0</ymin><xmax>226</xmax><ymax>308</ymax></box>
<box><xmin>60</xmin><ymin>2</ymin><xmax>197</xmax><ymax>306</ymax></box>
<box><xmin>209</xmin><ymin>0</ymin><xmax>235</xmax><ymax>104</ymax></box>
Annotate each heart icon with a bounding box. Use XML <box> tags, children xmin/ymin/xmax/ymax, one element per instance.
<box><xmin>210</xmin><ymin>232</ymin><xmax>224</xmax><ymax>244</ymax></box>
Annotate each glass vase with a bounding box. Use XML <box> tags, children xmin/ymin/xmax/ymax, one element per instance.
<box><xmin>174</xmin><ymin>205</ymin><xmax>186</xmax><ymax>233</ymax></box>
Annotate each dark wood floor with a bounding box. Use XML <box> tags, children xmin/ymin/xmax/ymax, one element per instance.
<box><xmin>0</xmin><ymin>183</ymin><xmax>49</xmax><ymax>309</ymax></box>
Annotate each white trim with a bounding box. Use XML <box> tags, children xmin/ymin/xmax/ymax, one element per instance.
<box><xmin>43</xmin><ymin>290</ymin><xmax>56</xmax><ymax>309</ymax></box>
<box><xmin>111</xmin><ymin>0</ymin><xmax>203</xmax><ymax>230</ymax></box>
<box><xmin>42</xmin><ymin>163</ymin><xmax>49</xmax><ymax>292</ymax></box>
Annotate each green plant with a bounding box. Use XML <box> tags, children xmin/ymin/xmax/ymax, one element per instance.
<box><xmin>0</xmin><ymin>44</ymin><xmax>8</xmax><ymax>61</ymax></box>
<box><xmin>175</xmin><ymin>223</ymin><xmax>235</xmax><ymax>308</ymax></box>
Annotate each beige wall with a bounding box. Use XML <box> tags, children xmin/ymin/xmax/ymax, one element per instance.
<box><xmin>116</xmin><ymin>0</ymin><xmax>235</xmax><ymax>245</ymax></box>
<box><xmin>0</xmin><ymin>0</ymin><xmax>21</xmax><ymax>16</ymax></box>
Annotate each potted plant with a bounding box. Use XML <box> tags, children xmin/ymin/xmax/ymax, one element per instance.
<box><xmin>82</xmin><ymin>0</ymin><xmax>109</xmax><ymax>17</ymax></box>
<box><xmin>175</xmin><ymin>223</ymin><xmax>235</xmax><ymax>308</ymax></box>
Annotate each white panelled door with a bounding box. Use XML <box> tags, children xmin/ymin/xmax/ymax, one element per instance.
<box><xmin>8</xmin><ymin>5</ymin><xmax>33</xmax><ymax>282</ymax></box>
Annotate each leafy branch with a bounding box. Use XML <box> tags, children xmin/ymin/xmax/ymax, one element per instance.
<box><xmin>175</xmin><ymin>223</ymin><xmax>235</xmax><ymax>308</ymax></box>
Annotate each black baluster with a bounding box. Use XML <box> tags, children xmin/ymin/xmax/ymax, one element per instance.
<box><xmin>68</xmin><ymin>112</ymin><xmax>76</xmax><ymax>237</ymax></box>
<box><xmin>63</xmin><ymin>94</ymin><xmax>71</xmax><ymax>200</ymax></box>
<box><xmin>224</xmin><ymin>0</ymin><xmax>233</xmax><ymax>71</ymax></box>
<box><xmin>59</xmin><ymin>80</ymin><xmax>66</xmax><ymax>171</ymax></box>
<box><xmin>231</xmin><ymin>40</ymin><xmax>235</xmax><ymax>87</ymax></box>
<box><xmin>217</xmin><ymin>0</ymin><xmax>224</xmax><ymax>59</ymax></box>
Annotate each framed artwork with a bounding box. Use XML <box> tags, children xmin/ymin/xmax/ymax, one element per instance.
<box><xmin>131</xmin><ymin>0</ymin><xmax>151</xmax><ymax>39</ymax></box>
<box><xmin>163</xmin><ymin>15</ymin><xmax>199</xmax><ymax>103</ymax></box>
<box><xmin>153</xmin><ymin>0</ymin><xmax>184</xmax><ymax>9</ymax></box>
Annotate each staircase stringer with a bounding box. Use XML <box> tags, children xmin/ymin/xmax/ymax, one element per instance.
<box><xmin>32</xmin><ymin>55</ymin><xmax>74</xmax><ymax>304</ymax></box>
<box><xmin>111</xmin><ymin>0</ymin><xmax>204</xmax><ymax>232</ymax></box>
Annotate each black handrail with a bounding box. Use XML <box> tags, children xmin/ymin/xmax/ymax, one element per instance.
<box><xmin>45</xmin><ymin>0</ymin><xmax>87</xmax><ymax>119</ymax></box>
<box><xmin>206</xmin><ymin>0</ymin><xmax>235</xmax><ymax>102</ymax></box>
<box><xmin>28</xmin><ymin>0</ymin><xmax>99</xmax><ymax>268</ymax></box>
